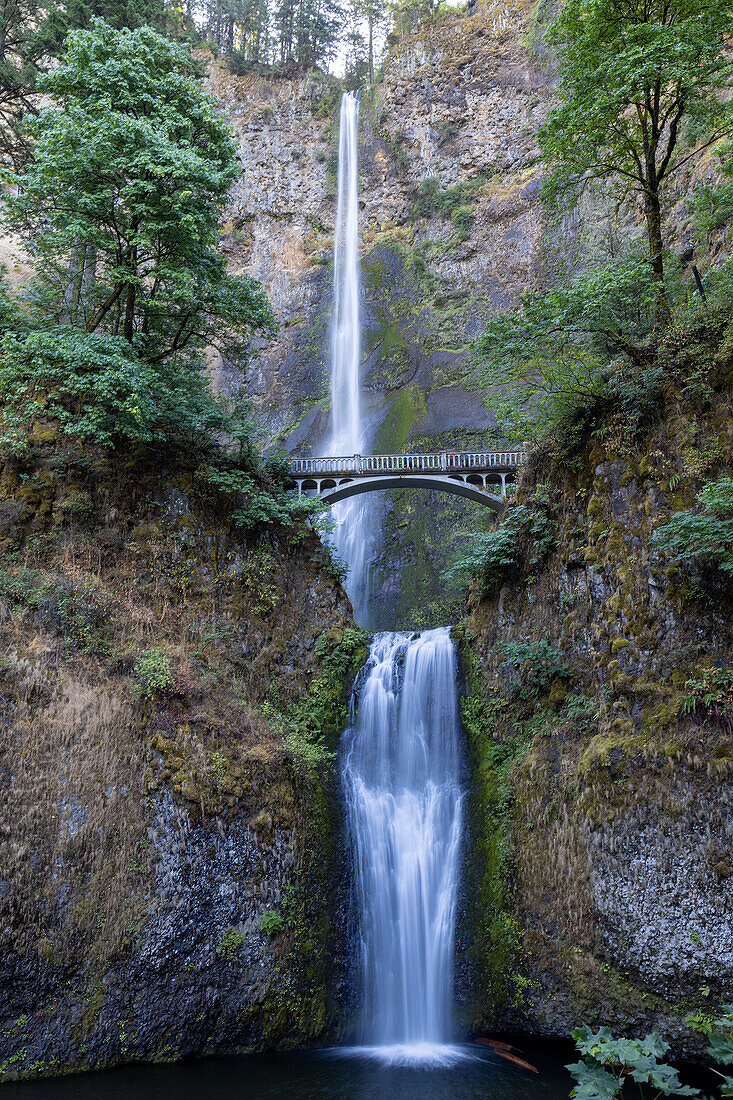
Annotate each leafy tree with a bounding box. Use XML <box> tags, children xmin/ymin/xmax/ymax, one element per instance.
<box><xmin>443</xmin><ymin>500</ymin><xmax>555</xmax><ymax>593</ymax></box>
<box><xmin>1</xmin><ymin>21</ymin><xmax>275</xmax><ymax>452</ymax></box>
<box><xmin>474</xmin><ymin>254</ymin><xmax>667</xmax><ymax>446</ymax></box>
<box><xmin>0</xmin><ymin>0</ymin><xmax>173</xmax><ymax>167</ymax></box>
<box><xmin>539</xmin><ymin>0</ymin><xmax>733</xmax><ymax>324</ymax></box>
<box><xmin>6</xmin><ymin>21</ymin><xmax>273</xmax><ymax>367</ymax></box>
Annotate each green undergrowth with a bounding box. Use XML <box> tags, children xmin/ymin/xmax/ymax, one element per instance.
<box><xmin>282</xmin><ymin>626</ymin><xmax>370</xmax><ymax>769</ymax></box>
<box><xmin>445</xmin><ymin>483</ymin><xmax>556</xmax><ymax>595</ymax></box>
<box><xmin>408</xmin><ymin>176</ymin><xmax>483</xmax><ymax>243</ymax></box>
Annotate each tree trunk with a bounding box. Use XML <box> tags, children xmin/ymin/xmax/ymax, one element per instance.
<box><xmin>123</xmin><ymin>283</ymin><xmax>136</xmax><ymax>342</ymax></box>
<box><xmin>645</xmin><ymin>188</ymin><xmax>669</xmax><ymax>328</ymax></box>
<box><xmin>368</xmin><ymin>17</ymin><xmax>374</xmax><ymax>83</ymax></box>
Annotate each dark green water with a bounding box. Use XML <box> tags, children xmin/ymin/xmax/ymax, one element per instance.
<box><xmin>2</xmin><ymin>1042</ymin><xmax>572</xmax><ymax>1099</ymax></box>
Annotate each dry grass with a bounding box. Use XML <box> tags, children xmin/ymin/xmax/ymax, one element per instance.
<box><xmin>0</xmin><ymin>441</ymin><xmax>350</xmax><ymax>977</ymax></box>
<box><xmin>0</xmin><ymin>661</ymin><xmax>149</xmax><ymax>965</ymax></box>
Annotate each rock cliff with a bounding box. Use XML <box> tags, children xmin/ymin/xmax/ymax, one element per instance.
<box><xmin>458</xmin><ymin>317</ymin><xmax>733</xmax><ymax>1056</ymax></box>
<box><xmin>204</xmin><ymin>2</ymin><xmax>558</xmax><ymax>624</ymax></box>
<box><xmin>206</xmin><ymin>0</ymin><xmax>723</xmax><ymax>626</ymax></box>
<box><xmin>0</xmin><ymin>435</ymin><xmax>364</xmax><ymax>1081</ymax></box>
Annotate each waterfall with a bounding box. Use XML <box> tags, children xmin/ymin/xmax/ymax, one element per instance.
<box><xmin>327</xmin><ymin>91</ymin><xmax>374</xmax><ymax>622</ymax></box>
<box><xmin>341</xmin><ymin>628</ymin><xmax>465</xmax><ymax>1063</ymax></box>
<box><xmin>329</xmin><ymin>91</ymin><xmax>362</xmax><ymax>462</ymax></box>
<box><xmin>329</xmin><ymin>95</ymin><xmax>465</xmax><ymax>1066</ymax></box>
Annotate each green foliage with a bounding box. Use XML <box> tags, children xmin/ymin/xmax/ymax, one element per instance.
<box><xmin>568</xmin><ymin>1011</ymin><xmax>733</xmax><ymax>1100</ymax></box>
<box><xmin>0</xmin><ymin>566</ymin><xmax>118</xmax><ymax>654</ymax></box>
<box><xmin>444</xmin><ymin>501</ymin><xmax>555</xmax><ymax>594</ymax></box>
<box><xmin>493</xmin><ymin>639</ymin><xmax>573</xmax><ymax>699</ymax></box>
<box><xmin>270</xmin><ymin>0</ymin><xmax>344</xmax><ymax>67</ymax></box>
<box><xmin>132</xmin><ymin>647</ymin><xmax>173</xmax><ymax>700</ymax></box>
<box><xmin>563</xmin><ymin>693</ymin><xmax>598</xmax><ymax>726</ymax></box>
<box><xmin>567</xmin><ymin>1025</ymin><xmax>700</xmax><ymax>1100</ymax></box>
<box><xmin>704</xmin><ymin>1006</ymin><xmax>733</xmax><ymax>1097</ymax></box>
<box><xmin>225</xmin><ymin>50</ymin><xmax>258</xmax><ymax>75</ymax></box>
<box><xmin>459</xmin><ymin>642</ymin><xmax>532</xmax><ymax>1018</ymax></box>
<box><xmin>282</xmin><ymin>627</ymin><xmax>369</xmax><ymax>769</ymax></box>
<box><xmin>0</xmin><ymin>329</ymin><xmax>165</xmax><ymax>450</ymax></box>
<box><xmin>0</xmin><ymin>0</ymin><xmax>171</xmax><ymax>167</ymax></box>
<box><xmin>1</xmin><ymin>20</ymin><xmax>274</xmax><ymax>454</ymax></box>
<box><xmin>652</xmin><ymin>478</ymin><xmax>733</xmax><ymax>578</ymax></box>
<box><xmin>680</xmin><ymin>667</ymin><xmax>733</xmax><ymax>725</ymax></box>
<box><xmin>218</xmin><ymin>925</ymin><xmax>246</xmax><ymax>959</ymax></box>
<box><xmin>40</xmin><ymin>576</ymin><xmax>120</xmax><ymax>655</ymax></box>
<box><xmin>539</xmin><ymin>0</ymin><xmax>733</xmax><ymax>304</ymax></box>
<box><xmin>260</xmin><ymin>909</ymin><xmax>284</xmax><ymax>936</ymax></box>
<box><xmin>474</xmin><ymin>254</ymin><xmax>667</xmax><ymax>448</ymax></box>
<box><xmin>408</xmin><ymin>176</ymin><xmax>478</xmax><ymax>240</ymax></box>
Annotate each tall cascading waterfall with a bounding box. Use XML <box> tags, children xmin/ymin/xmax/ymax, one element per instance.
<box><xmin>341</xmin><ymin>628</ymin><xmax>465</xmax><ymax>1062</ymax></box>
<box><xmin>327</xmin><ymin>91</ymin><xmax>375</xmax><ymax>622</ymax></box>
<box><xmin>328</xmin><ymin>93</ymin><xmax>466</xmax><ymax>1063</ymax></box>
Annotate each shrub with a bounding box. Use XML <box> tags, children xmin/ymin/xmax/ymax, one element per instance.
<box><xmin>283</xmin><ymin>627</ymin><xmax>369</xmax><ymax>770</ymax></box>
<box><xmin>493</xmin><ymin>640</ymin><xmax>573</xmax><ymax>698</ymax></box>
<box><xmin>652</xmin><ymin>478</ymin><xmax>733</xmax><ymax>579</ymax></box>
<box><xmin>680</xmin><ymin>667</ymin><xmax>733</xmax><ymax>728</ymax></box>
<box><xmin>444</xmin><ymin>502</ymin><xmax>555</xmax><ymax>594</ymax></box>
<box><xmin>260</xmin><ymin>909</ymin><xmax>284</xmax><ymax>936</ymax></box>
<box><xmin>567</xmin><ymin>1006</ymin><xmax>733</xmax><ymax>1100</ymax></box>
<box><xmin>132</xmin><ymin>648</ymin><xmax>173</xmax><ymax>700</ymax></box>
<box><xmin>409</xmin><ymin>176</ymin><xmax>478</xmax><ymax>220</ymax></box>
<box><xmin>218</xmin><ymin>925</ymin><xmax>246</xmax><ymax>959</ymax></box>
<box><xmin>38</xmin><ymin>576</ymin><xmax>120</xmax><ymax>656</ymax></box>
<box><xmin>226</xmin><ymin>50</ymin><xmax>255</xmax><ymax>75</ymax></box>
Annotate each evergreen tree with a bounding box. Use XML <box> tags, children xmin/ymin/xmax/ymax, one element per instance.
<box><xmin>0</xmin><ymin>0</ymin><xmax>173</xmax><ymax>166</ymax></box>
<box><xmin>2</xmin><ymin>20</ymin><xmax>274</xmax><ymax>449</ymax></box>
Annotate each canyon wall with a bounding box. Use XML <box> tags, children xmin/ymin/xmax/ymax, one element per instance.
<box><xmin>208</xmin><ymin>0</ymin><xmax>722</xmax><ymax>626</ymax></box>
<box><xmin>457</xmin><ymin>320</ymin><xmax>733</xmax><ymax>1056</ymax></box>
<box><xmin>0</xmin><ymin>438</ymin><xmax>363</xmax><ymax>1081</ymax></box>
<box><xmin>206</xmin><ymin>0</ymin><xmax>557</xmax><ymax>625</ymax></box>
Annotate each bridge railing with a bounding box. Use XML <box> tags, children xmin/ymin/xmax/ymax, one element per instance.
<box><xmin>289</xmin><ymin>450</ymin><xmax>526</xmax><ymax>476</ymax></box>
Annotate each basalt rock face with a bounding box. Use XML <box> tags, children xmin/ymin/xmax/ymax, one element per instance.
<box><xmin>458</xmin><ymin>326</ymin><xmax>733</xmax><ymax>1055</ymax></box>
<box><xmin>206</xmin><ymin>2</ymin><xmax>722</xmax><ymax>627</ymax></box>
<box><xmin>0</xmin><ymin>438</ymin><xmax>364</xmax><ymax>1082</ymax></box>
<box><xmin>205</xmin><ymin>4</ymin><xmax>557</xmax><ymax>625</ymax></box>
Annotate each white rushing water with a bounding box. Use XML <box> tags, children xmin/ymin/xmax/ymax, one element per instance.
<box><xmin>329</xmin><ymin>94</ymin><xmax>465</xmax><ymax>1065</ymax></box>
<box><xmin>327</xmin><ymin>91</ymin><xmax>375</xmax><ymax>622</ymax></box>
<box><xmin>341</xmin><ymin>628</ymin><xmax>465</xmax><ymax>1064</ymax></box>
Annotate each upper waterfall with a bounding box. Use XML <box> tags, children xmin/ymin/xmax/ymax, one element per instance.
<box><xmin>329</xmin><ymin>90</ymin><xmax>362</xmax><ymax>459</ymax></box>
<box><xmin>327</xmin><ymin>92</ymin><xmax>375</xmax><ymax>623</ymax></box>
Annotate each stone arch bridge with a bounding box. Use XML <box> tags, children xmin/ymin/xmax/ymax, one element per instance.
<box><xmin>288</xmin><ymin>450</ymin><xmax>526</xmax><ymax>511</ymax></box>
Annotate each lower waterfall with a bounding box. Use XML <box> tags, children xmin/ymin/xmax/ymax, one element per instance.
<box><xmin>341</xmin><ymin>627</ymin><xmax>465</xmax><ymax>1063</ymax></box>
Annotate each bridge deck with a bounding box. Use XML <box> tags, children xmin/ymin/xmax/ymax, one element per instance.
<box><xmin>289</xmin><ymin>449</ymin><xmax>525</xmax><ymax>478</ymax></box>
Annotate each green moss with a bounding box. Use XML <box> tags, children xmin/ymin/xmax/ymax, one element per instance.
<box><xmin>373</xmin><ymin>385</ymin><xmax>427</xmax><ymax>455</ymax></box>
<box><xmin>457</xmin><ymin>634</ymin><xmax>534</xmax><ymax>1027</ymax></box>
<box><xmin>218</xmin><ymin>926</ymin><xmax>246</xmax><ymax>960</ymax></box>
<box><xmin>282</xmin><ymin>626</ymin><xmax>369</xmax><ymax>769</ymax></box>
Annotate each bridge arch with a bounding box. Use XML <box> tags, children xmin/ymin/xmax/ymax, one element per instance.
<box><xmin>317</xmin><ymin>474</ymin><xmax>505</xmax><ymax>510</ymax></box>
